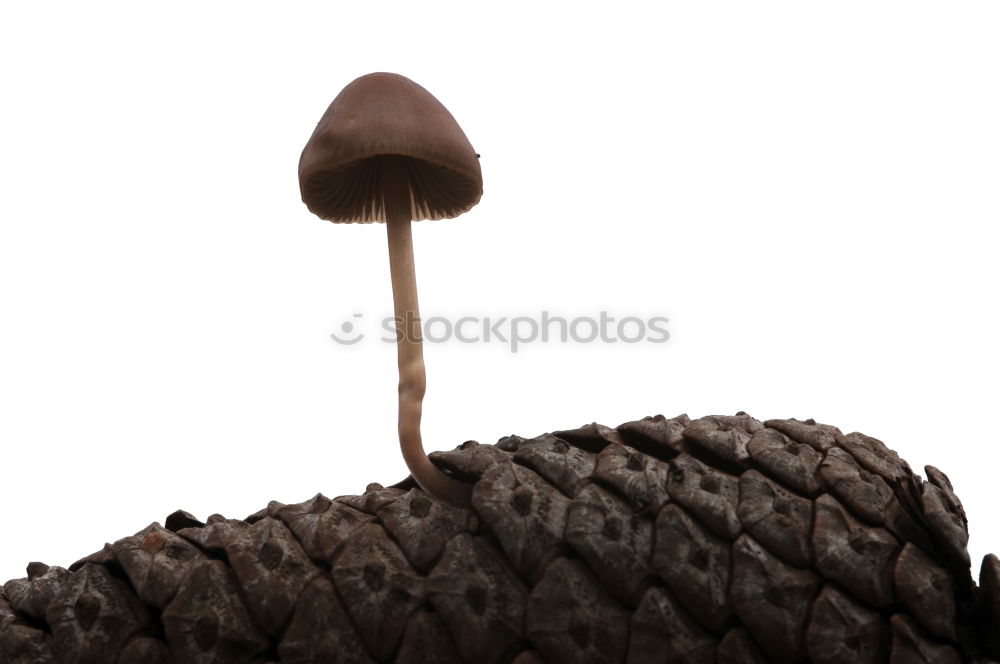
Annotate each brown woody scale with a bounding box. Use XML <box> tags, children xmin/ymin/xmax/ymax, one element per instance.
<box><xmin>3</xmin><ymin>413</ymin><xmax>1000</xmax><ymax>663</ymax></box>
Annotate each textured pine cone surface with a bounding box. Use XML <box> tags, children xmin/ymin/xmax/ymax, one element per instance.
<box><xmin>3</xmin><ymin>413</ymin><xmax>1000</xmax><ymax>663</ymax></box>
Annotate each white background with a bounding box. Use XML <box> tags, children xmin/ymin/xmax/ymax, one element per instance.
<box><xmin>1</xmin><ymin>2</ymin><xmax>998</xmax><ymax>583</ymax></box>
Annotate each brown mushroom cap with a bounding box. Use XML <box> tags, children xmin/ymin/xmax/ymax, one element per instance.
<box><xmin>299</xmin><ymin>72</ymin><xmax>483</xmax><ymax>223</ymax></box>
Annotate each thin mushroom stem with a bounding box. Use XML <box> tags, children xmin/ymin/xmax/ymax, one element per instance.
<box><xmin>383</xmin><ymin>158</ymin><xmax>473</xmax><ymax>507</ymax></box>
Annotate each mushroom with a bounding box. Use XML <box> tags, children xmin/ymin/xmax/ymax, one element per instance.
<box><xmin>298</xmin><ymin>72</ymin><xmax>482</xmax><ymax>506</ymax></box>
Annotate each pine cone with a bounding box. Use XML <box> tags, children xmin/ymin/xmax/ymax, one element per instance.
<box><xmin>2</xmin><ymin>413</ymin><xmax>998</xmax><ymax>663</ymax></box>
